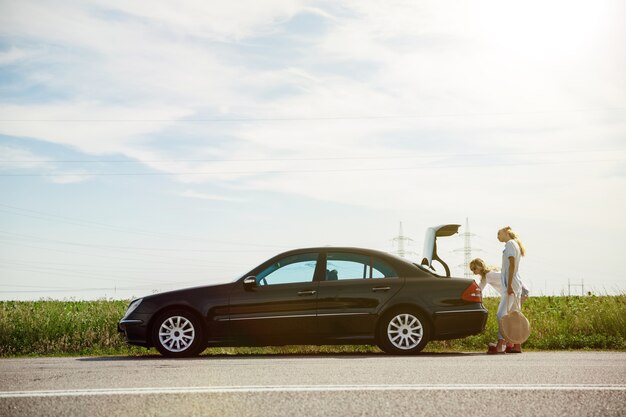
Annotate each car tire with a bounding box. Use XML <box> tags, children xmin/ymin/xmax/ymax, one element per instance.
<box><xmin>377</xmin><ymin>309</ymin><xmax>430</xmax><ymax>355</ymax></box>
<box><xmin>152</xmin><ymin>309</ymin><xmax>206</xmax><ymax>358</ymax></box>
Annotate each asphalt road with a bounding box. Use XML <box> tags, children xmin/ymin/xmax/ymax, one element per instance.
<box><xmin>1</xmin><ymin>352</ymin><xmax>625</xmax><ymax>416</ymax></box>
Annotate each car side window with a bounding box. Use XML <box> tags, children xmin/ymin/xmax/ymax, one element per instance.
<box><xmin>256</xmin><ymin>253</ymin><xmax>318</xmax><ymax>286</ymax></box>
<box><xmin>372</xmin><ymin>257</ymin><xmax>398</xmax><ymax>278</ymax></box>
<box><xmin>326</xmin><ymin>252</ymin><xmax>371</xmax><ymax>281</ymax></box>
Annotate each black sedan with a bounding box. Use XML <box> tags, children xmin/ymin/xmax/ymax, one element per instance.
<box><xmin>119</xmin><ymin>225</ymin><xmax>488</xmax><ymax>357</ymax></box>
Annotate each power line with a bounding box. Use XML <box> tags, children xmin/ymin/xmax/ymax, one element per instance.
<box><xmin>2</xmin><ymin>148</ymin><xmax>624</xmax><ymax>164</ymax></box>
<box><xmin>0</xmin><ymin>203</ymin><xmax>288</xmax><ymax>249</ymax></box>
<box><xmin>0</xmin><ymin>257</ymin><xmax>241</xmax><ymax>270</ymax></box>
<box><xmin>0</xmin><ymin>230</ymin><xmax>277</xmax><ymax>255</ymax></box>
<box><xmin>0</xmin><ymin>258</ymin><xmax>228</xmax><ymax>284</ymax></box>
<box><xmin>0</xmin><ymin>234</ymin><xmax>264</xmax><ymax>272</ymax></box>
<box><xmin>0</xmin><ymin>261</ymin><xmax>188</xmax><ymax>285</ymax></box>
<box><xmin>0</xmin><ymin>285</ymin><xmax>184</xmax><ymax>293</ymax></box>
<box><xmin>0</xmin><ymin>106</ymin><xmax>623</xmax><ymax>122</ymax></box>
<box><xmin>0</xmin><ymin>158</ymin><xmax>623</xmax><ymax>177</ymax></box>
<box><xmin>0</xmin><ymin>283</ymin><xmax>76</xmax><ymax>289</ymax></box>
<box><xmin>472</xmin><ymin>233</ymin><xmax>626</xmax><ymax>279</ymax></box>
<box><xmin>0</xmin><ymin>239</ymin><xmax>225</xmax><ymax>269</ymax></box>
<box><xmin>0</xmin><ymin>264</ymin><xmax>214</xmax><ymax>290</ymax></box>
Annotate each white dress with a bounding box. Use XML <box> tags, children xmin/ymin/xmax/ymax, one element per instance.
<box><xmin>478</xmin><ymin>271</ymin><xmax>503</xmax><ymax>294</ymax></box>
<box><xmin>497</xmin><ymin>240</ymin><xmax>524</xmax><ymax>340</ymax></box>
<box><xmin>478</xmin><ymin>270</ymin><xmax>528</xmax><ymax>295</ymax></box>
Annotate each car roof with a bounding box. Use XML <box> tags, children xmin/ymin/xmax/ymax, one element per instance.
<box><xmin>238</xmin><ymin>246</ymin><xmax>433</xmax><ymax>280</ymax></box>
<box><xmin>271</xmin><ymin>246</ymin><xmax>421</xmax><ymax>269</ymax></box>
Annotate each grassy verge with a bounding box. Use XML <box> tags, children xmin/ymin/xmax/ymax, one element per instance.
<box><xmin>431</xmin><ymin>296</ymin><xmax>626</xmax><ymax>351</ymax></box>
<box><xmin>0</xmin><ymin>296</ymin><xmax>624</xmax><ymax>357</ymax></box>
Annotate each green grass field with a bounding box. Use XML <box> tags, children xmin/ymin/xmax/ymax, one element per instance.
<box><xmin>0</xmin><ymin>296</ymin><xmax>624</xmax><ymax>357</ymax></box>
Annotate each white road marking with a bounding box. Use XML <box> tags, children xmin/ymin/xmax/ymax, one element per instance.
<box><xmin>1</xmin><ymin>384</ymin><xmax>625</xmax><ymax>398</ymax></box>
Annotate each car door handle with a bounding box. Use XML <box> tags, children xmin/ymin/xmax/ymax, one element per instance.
<box><xmin>297</xmin><ymin>290</ymin><xmax>317</xmax><ymax>296</ymax></box>
<box><xmin>372</xmin><ymin>286</ymin><xmax>391</xmax><ymax>292</ymax></box>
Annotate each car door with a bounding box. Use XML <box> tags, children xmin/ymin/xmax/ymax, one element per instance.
<box><xmin>316</xmin><ymin>251</ymin><xmax>404</xmax><ymax>339</ymax></box>
<box><xmin>227</xmin><ymin>252</ymin><xmax>322</xmax><ymax>344</ymax></box>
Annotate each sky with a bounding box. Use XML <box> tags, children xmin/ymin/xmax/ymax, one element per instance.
<box><xmin>0</xmin><ymin>0</ymin><xmax>625</xmax><ymax>300</ymax></box>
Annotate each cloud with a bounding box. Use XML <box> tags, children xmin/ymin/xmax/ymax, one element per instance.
<box><xmin>0</xmin><ymin>144</ymin><xmax>50</xmax><ymax>170</ymax></box>
<box><xmin>1</xmin><ymin>0</ymin><xmax>625</xmax><ymax>299</ymax></box>
<box><xmin>0</xmin><ymin>143</ymin><xmax>93</xmax><ymax>183</ymax></box>
<box><xmin>178</xmin><ymin>190</ymin><xmax>246</xmax><ymax>202</ymax></box>
<box><xmin>90</xmin><ymin>0</ymin><xmax>309</xmax><ymax>40</ymax></box>
<box><xmin>0</xmin><ymin>0</ymin><xmax>623</xmax><ymax>220</ymax></box>
<box><xmin>0</xmin><ymin>103</ymin><xmax>194</xmax><ymax>154</ymax></box>
<box><xmin>0</xmin><ymin>47</ymin><xmax>36</xmax><ymax>66</ymax></box>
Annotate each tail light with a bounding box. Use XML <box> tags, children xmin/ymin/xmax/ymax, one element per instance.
<box><xmin>461</xmin><ymin>281</ymin><xmax>482</xmax><ymax>302</ymax></box>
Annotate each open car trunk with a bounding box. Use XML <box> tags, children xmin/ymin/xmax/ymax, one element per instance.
<box><xmin>420</xmin><ymin>224</ymin><xmax>461</xmax><ymax>277</ymax></box>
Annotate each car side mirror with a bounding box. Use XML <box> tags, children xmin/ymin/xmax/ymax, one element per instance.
<box><xmin>243</xmin><ymin>276</ymin><xmax>257</xmax><ymax>290</ymax></box>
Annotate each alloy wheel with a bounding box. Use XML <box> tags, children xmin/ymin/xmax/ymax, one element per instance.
<box><xmin>158</xmin><ymin>315</ymin><xmax>196</xmax><ymax>353</ymax></box>
<box><xmin>387</xmin><ymin>313</ymin><xmax>423</xmax><ymax>350</ymax></box>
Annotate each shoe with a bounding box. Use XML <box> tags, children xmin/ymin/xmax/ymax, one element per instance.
<box><xmin>505</xmin><ymin>343</ymin><xmax>522</xmax><ymax>353</ymax></box>
<box><xmin>487</xmin><ymin>343</ymin><xmax>505</xmax><ymax>354</ymax></box>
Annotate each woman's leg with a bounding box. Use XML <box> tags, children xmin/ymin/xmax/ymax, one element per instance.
<box><xmin>496</xmin><ymin>295</ymin><xmax>508</xmax><ymax>351</ymax></box>
<box><xmin>513</xmin><ymin>285</ymin><xmax>527</xmax><ymax>352</ymax></box>
<box><xmin>514</xmin><ymin>297</ymin><xmax>524</xmax><ymax>351</ymax></box>
<box><xmin>520</xmin><ymin>286</ymin><xmax>529</xmax><ymax>306</ymax></box>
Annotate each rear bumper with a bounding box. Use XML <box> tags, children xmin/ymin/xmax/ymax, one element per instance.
<box><xmin>118</xmin><ymin>318</ymin><xmax>151</xmax><ymax>347</ymax></box>
<box><xmin>431</xmin><ymin>307</ymin><xmax>488</xmax><ymax>340</ymax></box>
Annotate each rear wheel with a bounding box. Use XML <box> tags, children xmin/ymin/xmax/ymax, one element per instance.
<box><xmin>152</xmin><ymin>309</ymin><xmax>206</xmax><ymax>358</ymax></box>
<box><xmin>377</xmin><ymin>309</ymin><xmax>430</xmax><ymax>354</ymax></box>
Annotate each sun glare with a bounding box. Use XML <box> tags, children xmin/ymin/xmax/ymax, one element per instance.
<box><xmin>472</xmin><ymin>0</ymin><xmax>610</xmax><ymax>61</ymax></box>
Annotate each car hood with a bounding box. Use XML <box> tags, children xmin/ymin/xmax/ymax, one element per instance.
<box><xmin>141</xmin><ymin>281</ymin><xmax>233</xmax><ymax>302</ymax></box>
<box><xmin>420</xmin><ymin>224</ymin><xmax>460</xmax><ymax>277</ymax></box>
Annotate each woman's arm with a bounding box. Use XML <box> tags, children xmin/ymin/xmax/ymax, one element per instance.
<box><xmin>507</xmin><ymin>257</ymin><xmax>515</xmax><ymax>295</ymax></box>
<box><xmin>478</xmin><ymin>275</ymin><xmax>487</xmax><ymax>291</ymax></box>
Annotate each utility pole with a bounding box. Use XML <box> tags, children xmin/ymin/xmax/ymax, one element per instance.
<box><xmin>391</xmin><ymin>221</ymin><xmax>414</xmax><ymax>258</ymax></box>
<box><xmin>568</xmin><ymin>278</ymin><xmax>585</xmax><ymax>296</ymax></box>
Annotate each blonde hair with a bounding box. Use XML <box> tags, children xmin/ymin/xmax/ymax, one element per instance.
<box><xmin>469</xmin><ymin>258</ymin><xmax>499</xmax><ymax>278</ymax></box>
<box><xmin>501</xmin><ymin>226</ymin><xmax>526</xmax><ymax>257</ymax></box>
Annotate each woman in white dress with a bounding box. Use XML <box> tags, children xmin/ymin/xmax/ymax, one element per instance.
<box><xmin>497</xmin><ymin>226</ymin><xmax>526</xmax><ymax>353</ymax></box>
<box><xmin>469</xmin><ymin>259</ymin><xmax>529</xmax><ymax>305</ymax></box>
<box><xmin>470</xmin><ymin>226</ymin><xmax>528</xmax><ymax>354</ymax></box>
<box><xmin>469</xmin><ymin>258</ymin><xmax>501</xmax><ymax>295</ymax></box>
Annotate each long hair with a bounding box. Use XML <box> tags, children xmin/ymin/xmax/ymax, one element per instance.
<box><xmin>469</xmin><ymin>258</ymin><xmax>499</xmax><ymax>278</ymax></box>
<box><xmin>502</xmin><ymin>226</ymin><xmax>526</xmax><ymax>257</ymax></box>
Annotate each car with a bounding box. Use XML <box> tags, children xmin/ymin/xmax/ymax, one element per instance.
<box><xmin>118</xmin><ymin>224</ymin><xmax>488</xmax><ymax>357</ymax></box>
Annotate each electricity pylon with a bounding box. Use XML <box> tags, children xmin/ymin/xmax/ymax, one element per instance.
<box><xmin>391</xmin><ymin>221</ymin><xmax>415</xmax><ymax>258</ymax></box>
<box><xmin>454</xmin><ymin>218</ymin><xmax>480</xmax><ymax>279</ymax></box>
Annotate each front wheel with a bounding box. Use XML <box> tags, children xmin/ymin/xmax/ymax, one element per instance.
<box><xmin>152</xmin><ymin>309</ymin><xmax>206</xmax><ymax>358</ymax></box>
<box><xmin>377</xmin><ymin>310</ymin><xmax>430</xmax><ymax>354</ymax></box>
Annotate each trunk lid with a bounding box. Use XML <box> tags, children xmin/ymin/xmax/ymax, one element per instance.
<box><xmin>420</xmin><ymin>224</ymin><xmax>461</xmax><ymax>277</ymax></box>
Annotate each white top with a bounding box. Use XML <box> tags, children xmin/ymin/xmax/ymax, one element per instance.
<box><xmin>478</xmin><ymin>271</ymin><xmax>502</xmax><ymax>293</ymax></box>
<box><xmin>478</xmin><ymin>270</ymin><xmax>528</xmax><ymax>295</ymax></box>
<box><xmin>501</xmin><ymin>239</ymin><xmax>523</xmax><ymax>295</ymax></box>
